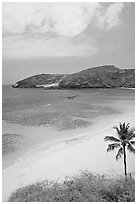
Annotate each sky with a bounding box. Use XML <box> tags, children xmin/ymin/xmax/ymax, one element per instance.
<box><xmin>2</xmin><ymin>2</ymin><xmax>135</xmax><ymax>84</ymax></box>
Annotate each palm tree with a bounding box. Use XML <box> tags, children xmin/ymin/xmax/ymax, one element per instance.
<box><xmin>104</xmin><ymin>122</ymin><xmax>135</xmax><ymax>176</ymax></box>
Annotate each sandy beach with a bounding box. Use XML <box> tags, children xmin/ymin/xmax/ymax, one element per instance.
<box><xmin>2</xmin><ymin>87</ymin><xmax>135</xmax><ymax>201</ymax></box>
<box><xmin>2</xmin><ymin>107</ymin><xmax>135</xmax><ymax>201</ymax></box>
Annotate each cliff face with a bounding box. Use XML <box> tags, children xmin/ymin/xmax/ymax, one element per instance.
<box><xmin>12</xmin><ymin>74</ymin><xmax>64</xmax><ymax>88</ymax></box>
<box><xmin>12</xmin><ymin>65</ymin><xmax>135</xmax><ymax>89</ymax></box>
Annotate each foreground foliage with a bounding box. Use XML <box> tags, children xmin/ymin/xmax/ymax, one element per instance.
<box><xmin>8</xmin><ymin>172</ymin><xmax>135</xmax><ymax>202</ymax></box>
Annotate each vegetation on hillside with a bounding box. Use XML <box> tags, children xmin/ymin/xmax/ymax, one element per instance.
<box><xmin>12</xmin><ymin>65</ymin><xmax>135</xmax><ymax>89</ymax></box>
<box><xmin>8</xmin><ymin>171</ymin><xmax>135</xmax><ymax>202</ymax></box>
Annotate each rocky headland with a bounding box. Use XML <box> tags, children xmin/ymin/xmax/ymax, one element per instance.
<box><xmin>12</xmin><ymin>65</ymin><xmax>135</xmax><ymax>89</ymax></box>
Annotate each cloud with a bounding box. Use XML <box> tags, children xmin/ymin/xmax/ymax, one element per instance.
<box><xmin>3</xmin><ymin>34</ymin><xmax>98</xmax><ymax>59</ymax></box>
<box><xmin>3</xmin><ymin>3</ymin><xmax>125</xmax><ymax>37</ymax></box>
<box><xmin>96</xmin><ymin>3</ymin><xmax>125</xmax><ymax>30</ymax></box>
<box><xmin>2</xmin><ymin>2</ymin><xmax>126</xmax><ymax>59</ymax></box>
<box><xmin>3</xmin><ymin>3</ymin><xmax>100</xmax><ymax>37</ymax></box>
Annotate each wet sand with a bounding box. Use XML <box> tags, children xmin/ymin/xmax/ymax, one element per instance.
<box><xmin>2</xmin><ymin>121</ymin><xmax>91</xmax><ymax>169</ymax></box>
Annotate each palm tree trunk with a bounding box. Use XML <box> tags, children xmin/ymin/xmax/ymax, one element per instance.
<box><xmin>123</xmin><ymin>144</ymin><xmax>127</xmax><ymax>176</ymax></box>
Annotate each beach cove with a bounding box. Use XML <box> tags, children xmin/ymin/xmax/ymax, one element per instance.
<box><xmin>2</xmin><ymin>87</ymin><xmax>135</xmax><ymax>201</ymax></box>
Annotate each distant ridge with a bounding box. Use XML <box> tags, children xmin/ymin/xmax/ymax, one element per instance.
<box><xmin>12</xmin><ymin>65</ymin><xmax>135</xmax><ymax>89</ymax></box>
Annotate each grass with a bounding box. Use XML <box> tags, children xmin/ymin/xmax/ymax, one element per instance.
<box><xmin>8</xmin><ymin>171</ymin><xmax>135</xmax><ymax>202</ymax></box>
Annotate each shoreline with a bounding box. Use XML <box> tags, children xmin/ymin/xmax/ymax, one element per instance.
<box><xmin>119</xmin><ymin>87</ymin><xmax>135</xmax><ymax>90</ymax></box>
<box><xmin>2</xmin><ymin>110</ymin><xmax>135</xmax><ymax>201</ymax></box>
<box><xmin>2</xmin><ymin>119</ymin><xmax>94</xmax><ymax>169</ymax></box>
<box><xmin>1</xmin><ymin>108</ymin><xmax>123</xmax><ymax>169</ymax></box>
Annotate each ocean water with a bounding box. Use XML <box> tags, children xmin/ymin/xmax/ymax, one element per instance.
<box><xmin>2</xmin><ymin>85</ymin><xmax>135</xmax><ymax>159</ymax></box>
<box><xmin>2</xmin><ymin>85</ymin><xmax>134</xmax><ymax>126</ymax></box>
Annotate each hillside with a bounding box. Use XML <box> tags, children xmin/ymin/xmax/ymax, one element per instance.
<box><xmin>12</xmin><ymin>65</ymin><xmax>135</xmax><ymax>88</ymax></box>
<box><xmin>12</xmin><ymin>74</ymin><xmax>64</xmax><ymax>88</ymax></box>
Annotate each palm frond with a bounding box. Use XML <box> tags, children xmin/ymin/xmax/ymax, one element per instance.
<box><xmin>127</xmin><ymin>132</ymin><xmax>135</xmax><ymax>141</ymax></box>
<box><xmin>116</xmin><ymin>147</ymin><xmax>123</xmax><ymax>160</ymax></box>
<box><xmin>104</xmin><ymin>136</ymin><xmax>120</xmax><ymax>143</ymax></box>
<box><xmin>114</xmin><ymin>123</ymin><xmax>135</xmax><ymax>141</ymax></box>
<box><xmin>113</xmin><ymin>126</ymin><xmax>121</xmax><ymax>137</ymax></box>
<box><xmin>130</xmin><ymin>141</ymin><xmax>135</xmax><ymax>145</ymax></box>
<box><xmin>125</xmin><ymin>123</ymin><xmax>130</xmax><ymax>131</ymax></box>
<box><xmin>127</xmin><ymin>142</ymin><xmax>135</xmax><ymax>153</ymax></box>
<box><xmin>107</xmin><ymin>143</ymin><xmax>121</xmax><ymax>152</ymax></box>
<box><xmin>121</xmin><ymin>122</ymin><xmax>130</xmax><ymax>132</ymax></box>
<box><xmin>127</xmin><ymin>127</ymin><xmax>135</xmax><ymax>134</ymax></box>
<box><xmin>114</xmin><ymin>124</ymin><xmax>125</xmax><ymax>139</ymax></box>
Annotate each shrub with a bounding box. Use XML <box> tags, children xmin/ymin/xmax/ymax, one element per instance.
<box><xmin>8</xmin><ymin>171</ymin><xmax>135</xmax><ymax>202</ymax></box>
